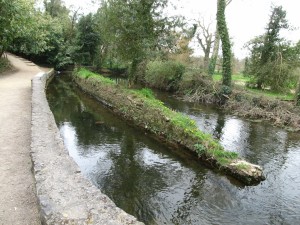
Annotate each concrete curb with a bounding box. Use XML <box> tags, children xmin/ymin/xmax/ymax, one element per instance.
<box><xmin>31</xmin><ymin>71</ymin><xmax>143</xmax><ymax>224</ymax></box>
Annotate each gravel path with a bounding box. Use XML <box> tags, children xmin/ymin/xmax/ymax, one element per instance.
<box><xmin>0</xmin><ymin>54</ymin><xmax>42</xmax><ymax>225</ymax></box>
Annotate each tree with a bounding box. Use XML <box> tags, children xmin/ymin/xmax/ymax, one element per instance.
<box><xmin>196</xmin><ymin>19</ymin><xmax>213</xmax><ymax>71</ymax></box>
<box><xmin>9</xmin><ymin>12</ymin><xmax>64</xmax><ymax>58</ymax></box>
<box><xmin>294</xmin><ymin>41</ymin><xmax>300</xmax><ymax>105</ymax></box>
<box><xmin>208</xmin><ymin>0</ymin><xmax>231</xmax><ymax>76</ymax></box>
<box><xmin>8</xmin><ymin>0</ymin><xmax>79</xmax><ymax>69</ymax></box>
<box><xmin>169</xmin><ymin>25</ymin><xmax>196</xmax><ymax>65</ymax></box>
<box><xmin>217</xmin><ymin>0</ymin><xmax>232</xmax><ymax>87</ymax></box>
<box><xmin>0</xmin><ymin>0</ymin><xmax>35</xmax><ymax>57</ymax></box>
<box><xmin>296</xmin><ymin>75</ymin><xmax>300</xmax><ymax>106</ymax></box>
<box><xmin>74</xmin><ymin>13</ymin><xmax>102</xmax><ymax>66</ymax></box>
<box><xmin>257</xmin><ymin>6</ymin><xmax>288</xmax><ymax>89</ymax></box>
<box><xmin>98</xmin><ymin>0</ymin><xmax>175</xmax><ymax>83</ymax></box>
<box><xmin>43</xmin><ymin>0</ymin><xmax>69</xmax><ymax>18</ymax></box>
<box><xmin>246</xmin><ymin>6</ymin><xmax>300</xmax><ymax>92</ymax></box>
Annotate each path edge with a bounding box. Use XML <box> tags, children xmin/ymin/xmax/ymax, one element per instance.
<box><xmin>31</xmin><ymin>71</ymin><xmax>144</xmax><ymax>224</ymax></box>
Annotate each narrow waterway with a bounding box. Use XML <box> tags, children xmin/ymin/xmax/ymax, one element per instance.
<box><xmin>47</xmin><ymin>74</ymin><xmax>300</xmax><ymax>225</ymax></box>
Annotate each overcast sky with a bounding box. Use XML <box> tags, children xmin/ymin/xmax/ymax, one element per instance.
<box><xmin>63</xmin><ymin>0</ymin><xmax>300</xmax><ymax>59</ymax></box>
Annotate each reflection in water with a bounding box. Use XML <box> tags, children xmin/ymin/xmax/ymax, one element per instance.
<box><xmin>47</xmin><ymin>75</ymin><xmax>300</xmax><ymax>225</ymax></box>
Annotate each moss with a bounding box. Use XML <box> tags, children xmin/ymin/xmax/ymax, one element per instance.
<box><xmin>235</xmin><ymin>162</ymin><xmax>251</xmax><ymax>171</ymax></box>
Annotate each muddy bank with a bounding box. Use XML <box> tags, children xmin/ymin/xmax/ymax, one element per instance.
<box><xmin>31</xmin><ymin>70</ymin><xmax>143</xmax><ymax>224</ymax></box>
<box><xmin>181</xmin><ymin>84</ymin><xmax>300</xmax><ymax>132</ymax></box>
<box><xmin>73</xmin><ymin>68</ymin><xmax>265</xmax><ymax>185</ymax></box>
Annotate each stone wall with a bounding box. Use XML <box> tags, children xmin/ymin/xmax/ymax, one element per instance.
<box><xmin>31</xmin><ymin>71</ymin><xmax>143</xmax><ymax>225</ymax></box>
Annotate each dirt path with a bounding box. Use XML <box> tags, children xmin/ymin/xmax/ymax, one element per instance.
<box><xmin>0</xmin><ymin>54</ymin><xmax>44</xmax><ymax>225</ymax></box>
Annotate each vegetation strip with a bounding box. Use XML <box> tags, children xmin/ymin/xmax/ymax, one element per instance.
<box><xmin>74</xmin><ymin>68</ymin><xmax>265</xmax><ymax>185</ymax></box>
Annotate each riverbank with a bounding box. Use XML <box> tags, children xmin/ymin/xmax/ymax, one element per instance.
<box><xmin>180</xmin><ymin>77</ymin><xmax>300</xmax><ymax>132</ymax></box>
<box><xmin>73</xmin><ymin>68</ymin><xmax>265</xmax><ymax>185</ymax></box>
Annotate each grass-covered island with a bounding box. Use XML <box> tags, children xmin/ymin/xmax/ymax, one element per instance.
<box><xmin>73</xmin><ymin>68</ymin><xmax>265</xmax><ymax>185</ymax></box>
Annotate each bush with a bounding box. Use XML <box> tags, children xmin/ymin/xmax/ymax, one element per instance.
<box><xmin>179</xmin><ymin>69</ymin><xmax>221</xmax><ymax>104</ymax></box>
<box><xmin>145</xmin><ymin>60</ymin><xmax>185</xmax><ymax>91</ymax></box>
<box><xmin>179</xmin><ymin>69</ymin><xmax>214</xmax><ymax>94</ymax></box>
<box><xmin>0</xmin><ymin>56</ymin><xmax>11</xmax><ymax>74</ymax></box>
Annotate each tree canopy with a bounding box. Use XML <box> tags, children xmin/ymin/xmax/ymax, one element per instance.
<box><xmin>246</xmin><ymin>6</ymin><xmax>300</xmax><ymax>92</ymax></box>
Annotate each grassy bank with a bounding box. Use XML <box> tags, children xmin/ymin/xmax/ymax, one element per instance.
<box><xmin>183</xmin><ymin>73</ymin><xmax>300</xmax><ymax>131</ymax></box>
<box><xmin>73</xmin><ymin>68</ymin><xmax>265</xmax><ymax>185</ymax></box>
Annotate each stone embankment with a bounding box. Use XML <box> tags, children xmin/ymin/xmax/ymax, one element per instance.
<box><xmin>73</xmin><ymin>69</ymin><xmax>265</xmax><ymax>185</ymax></box>
<box><xmin>31</xmin><ymin>71</ymin><xmax>143</xmax><ymax>224</ymax></box>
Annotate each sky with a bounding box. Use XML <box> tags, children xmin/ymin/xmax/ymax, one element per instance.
<box><xmin>63</xmin><ymin>0</ymin><xmax>300</xmax><ymax>59</ymax></box>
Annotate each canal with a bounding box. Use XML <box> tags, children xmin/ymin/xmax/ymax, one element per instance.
<box><xmin>47</xmin><ymin>74</ymin><xmax>300</xmax><ymax>225</ymax></box>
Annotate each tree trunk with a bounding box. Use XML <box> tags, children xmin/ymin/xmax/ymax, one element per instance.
<box><xmin>208</xmin><ymin>29</ymin><xmax>220</xmax><ymax>76</ymax></box>
<box><xmin>217</xmin><ymin>0</ymin><xmax>232</xmax><ymax>87</ymax></box>
<box><xmin>295</xmin><ymin>76</ymin><xmax>300</xmax><ymax>106</ymax></box>
<box><xmin>203</xmin><ymin>50</ymin><xmax>210</xmax><ymax>72</ymax></box>
<box><xmin>129</xmin><ymin>58</ymin><xmax>141</xmax><ymax>85</ymax></box>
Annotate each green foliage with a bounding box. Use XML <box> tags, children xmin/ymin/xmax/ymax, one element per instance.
<box><xmin>74</xmin><ymin>13</ymin><xmax>102</xmax><ymax>66</ymax></box>
<box><xmin>77</xmin><ymin>68</ymin><xmax>115</xmax><ymax>84</ymax></box>
<box><xmin>145</xmin><ymin>60</ymin><xmax>185</xmax><ymax>91</ymax></box>
<box><xmin>135</xmin><ymin>88</ymin><xmax>155</xmax><ymax>99</ymax></box>
<box><xmin>0</xmin><ymin>0</ymin><xmax>35</xmax><ymax>57</ymax></box>
<box><xmin>246</xmin><ymin>88</ymin><xmax>294</xmax><ymax>101</ymax></box>
<box><xmin>179</xmin><ymin>69</ymin><xmax>214</xmax><ymax>95</ymax></box>
<box><xmin>10</xmin><ymin>12</ymin><xmax>63</xmax><ymax>57</ymax></box>
<box><xmin>194</xmin><ymin>143</ymin><xmax>206</xmax><ymax>154</ymax></box>
<box><xmin>0</xmin><ymin>56</ymin><xmax>11</xmax><ymax>74</ymax></box>
<box><xmin>208</xmin><ymin>55</ymin><xmax>217</xmax><ymax>76</ymax></box>
<box><xmin>296</xmin><ymin>75</ymin><xmax>300</xmax><ymax>106</ymax></box>
<box><xmin>217</xmin><ymin>0</ymin><xmax>232</xmax><ymax>87</ymax></box>
<box><xmin>213</xmin><ymin>74</ymin><xmax>250</xmax><ymax>83</ymax></box>
<box><xmin>246</xmin><ymin>6</ymin><xmax>300</xmax><ymax>92</ymax></box>
<box><xmin>97</xmin><ymin>0</ymin><xmax>179</xmax><ymax>81</ymax></box>
<box><xmin>44</xmin><ymin>0</ymin><xmax>69</xmax><ymax>18</ymax></box>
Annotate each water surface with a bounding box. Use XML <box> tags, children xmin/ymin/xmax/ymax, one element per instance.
<box><xmin>47</xmin><ymin>75</ymin><xmax>300</xmax><ymax>225</ymax></box>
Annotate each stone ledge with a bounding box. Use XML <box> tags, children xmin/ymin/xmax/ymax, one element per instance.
<box><xmin>31</xmin><ymin>71</ymin><xmax>143</xmax><ymax>225</ymax></box>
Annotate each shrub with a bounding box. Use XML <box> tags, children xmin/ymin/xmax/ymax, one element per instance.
<box><xmin>145</xmin><ymin>60</ymin><xmax>185</xmax><ymax>91</ymax></box>
<box><xmin>0</xmin><ymin>56</ymin><xmax>11</xmax><ymax>74</ymax></box>
<box><xmin>136</xmin><ymin>88</ymin><xmax>155</xmax><ymax>99</ymax></box>
<box><xmin>179</xmin><ymin>69</ymin><xmax>212</xmax><ymax>93</ymax></box>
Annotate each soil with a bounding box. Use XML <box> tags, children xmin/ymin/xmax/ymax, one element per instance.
<box><xmin>0</xmin><ymin>53</ymin><xmax>48</xmax><ymax>225</ymax></box>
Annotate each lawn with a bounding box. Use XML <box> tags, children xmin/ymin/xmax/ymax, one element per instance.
<box><xmin>212</xmin><ymin>73</ymin><xmax>251</xmax><ymax>83</ymax></box>
<box><xmin>212</xmin><ymin>73</ymin><xmax>295</xmax><ymax>101</ymax></box>
<box><xmin>246</xmin><ymin>88</ymin><xmax>295</xmax><ymax>101</ymax></box>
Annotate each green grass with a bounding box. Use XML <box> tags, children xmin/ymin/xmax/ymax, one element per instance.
<box><xmin>212</xmin><ymin>74</ymin><xmax>251</xmax><ymax>83</ymax></box>
<box><xmin>77</xmin><ymin>68</ymin><xmax>115</xmax><ymax>85</ymax></box>
<box><xmin>246</xmin><ymin>88</ymin><xmax>294</xmax><ymax>101</ymax></box>
<box><xmin>212</xmin><ymin>73</ymin><xmax>294</xmax><ymax>101</ymax></box>
<box><xmin>133</xmin><ymin>88</ymin><xmax>155</xmax><ymax>99</ymax></box>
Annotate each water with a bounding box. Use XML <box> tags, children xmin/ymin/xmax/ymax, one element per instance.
<box><xmin>47</xmin><ymin>74</ymin><xmax>300</xmax><ymax>225</ymax></box>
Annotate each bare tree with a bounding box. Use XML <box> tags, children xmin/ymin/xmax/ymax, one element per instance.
<box><xmin>196</xmin><ymin>18</ymin><xmax>214</xmax><ymax>71</ymax></box>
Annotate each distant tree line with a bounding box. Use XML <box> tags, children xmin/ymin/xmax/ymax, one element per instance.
<box><xmin>1</xmin><ymin>0</ymin><xmax>299</xmax><ymax>102</ymax></box>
